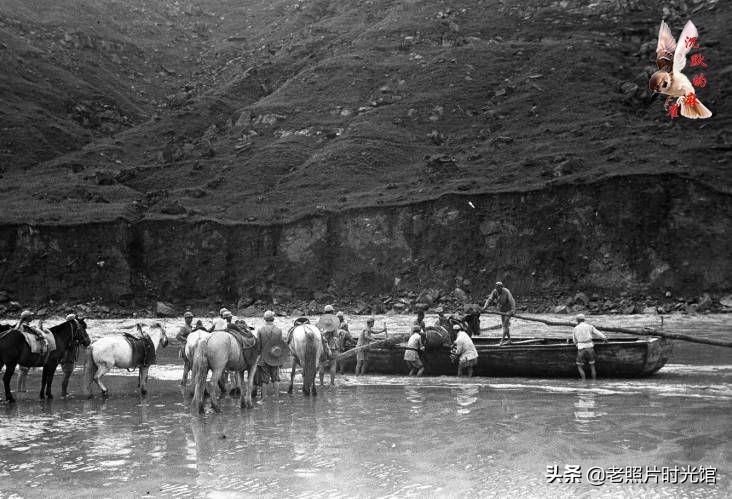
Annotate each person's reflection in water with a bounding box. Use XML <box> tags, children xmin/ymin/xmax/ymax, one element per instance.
<box><xmin>573</xmin><ymin>391</ymin><xmax>599</xmax><ymax>432</ymax></box>
<box><xmin>404</xmin><ymin>386</ymin><xmax>424</xmax><ymax>416</ymax></box>
<box><xmin>455</xmin><ymin>385</ymin><xmax>479</xmax><ymax>415</ymax></box>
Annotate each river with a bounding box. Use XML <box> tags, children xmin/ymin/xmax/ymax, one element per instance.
<box><xmin>0</xmin><ymin>313</ymin><xmax>730</xmax><ymax>498</ymax></box>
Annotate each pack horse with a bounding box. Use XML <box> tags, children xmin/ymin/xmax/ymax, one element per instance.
<box><xmin>84</xmin><ymin>323</ymin><xmax>169</xmax><ymax>398</ymax></box>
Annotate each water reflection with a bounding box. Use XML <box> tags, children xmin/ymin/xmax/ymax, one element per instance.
<box><xmin>455</xmin><ymin>385</ymin><xmax>479</xmax><ymax>415</ymax></box>
<box><xmin>404</xmin><ymin>386</ymin><xmax>424</xmax><ymax>415</ymax></box>
<box><xmin>572</xmin><ymin>391</ymin><xmax>599</xmax><ymax>431</ymax></box>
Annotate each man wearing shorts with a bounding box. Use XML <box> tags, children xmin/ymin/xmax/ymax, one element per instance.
<box><xmin>572</xmin><ymin>314</ymin><xmax>607</xmax><ymax>381</ymax></box>
<box><xmin>255</xmin><ymin>310</ymin><xmax>287</xmax><ymax>397</ymax></box>
<box><xmin>451</xmin><ymin>324</ymin><xmax>478</xmax><ymax>377</ymax></box>
<box><xmin>404</xmin><ymin>325</ymin><xmax>425</xmax><ymax>376</ymax></box>
<box><xmin>355</xmin><ymin>317</ymin><xmax>387</xmax><ymax>375</ymax></box>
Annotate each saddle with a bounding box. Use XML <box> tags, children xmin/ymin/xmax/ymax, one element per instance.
<box><xmin>226</xmin><ymin>323</ymin><xmax>257</xmax><ymax>352</ymax></box>
<box><xmin>286</xmin><ymin>317</ymin><xmax>310</xmax><ymax>344</ymax></box>
<box><xmin>124</xmin><ymin>332</ymin><xmax>156</xmax><ymax>367</ymax></box>
<box><xmin>20</xmin><ymin>327</ymin><xmax>56</xmax><ymax>356</ymax></box>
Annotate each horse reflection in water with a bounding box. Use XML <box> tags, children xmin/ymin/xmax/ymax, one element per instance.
<box><xmin>287</xmin><ymin>324</ymin><xmax>322</xmax><ymax>396</ymax></box>
<box><xmin>83</xmin><ymin>323</ymin><xmax>168</xmax><ymax>398</ymax></box>
<box><xmin>190</xmin><ymin>330</ymin><xmax>259</xmax><ymax>413</ymax></box>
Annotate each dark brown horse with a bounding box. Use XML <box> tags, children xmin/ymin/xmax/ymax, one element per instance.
<box><xmin>0</xmin><ymin>319</ymin><xmax>90</xmax><ymax>403</ymax></box>
<box><xmin>41</xmin><ymin>318</ymin><xmax>90</xmax><ymax>399</ymax></box>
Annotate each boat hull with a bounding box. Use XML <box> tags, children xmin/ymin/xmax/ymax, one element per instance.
<box><xmin>340</xmin><ymin>337</ymin><xmax>673</xmax><ymax>378</ymax></box>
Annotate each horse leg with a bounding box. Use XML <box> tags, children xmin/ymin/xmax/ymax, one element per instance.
<box><xmin>181</xmin><ymin>358</ymin><xmax>190</xmax><ymax>386</ymax></box>
<box><xmin>139</xmin><ymin>367</ymin><xmax>149</xmax><ymax>396</ymax></box>
<box><xmin>3</xmin><ymin>364</ymin><xmax>16</xmax><ymax>403</ymax></box>
<box><xmin>243</xmin><ymin>365</ymin><xmax>256</xmax><ymax>409</ymax></box>
<box><xmin>329</xmin><ymin>361</ymin><xmax>336</xmax><ymax>387</ymax></box>
<box><xmin>41</xmin><ymin>364</ymin><xmax>55</xmax><ymax>400</ymax></box>
<box><xmin>209</xmin><ymin>367</ymin><xmax>224</xmax><ymax>413</ymax></box>
<box><xmin>288</xmin><ymin>362</ymin><xmax>296</xmax><ymax>394</ymax></box>
<box><xmin>94</xmin><ymin>364</ymin><xmax>110</xmax><ymax>398</ymax></box>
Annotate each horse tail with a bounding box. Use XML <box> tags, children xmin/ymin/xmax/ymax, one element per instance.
<box><xmin>302</xmin><ymin>327</ymin><xmax>318</xmax><ymax>391</ymax></box>
<box><xmin>191</xmin><ymin>337</ymin><xmax>210</xmax><ymax>410</ymax></box>
<box><xmin>83</xmin><ymin>345</ymin><xmax>96</xmax><ymax>395</ymax></box>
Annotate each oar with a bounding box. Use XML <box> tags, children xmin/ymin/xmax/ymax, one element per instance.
<box><xmin>482</xmin><ymin>311</ymin><xmax>732</xmax><ymax>348</ymax></box>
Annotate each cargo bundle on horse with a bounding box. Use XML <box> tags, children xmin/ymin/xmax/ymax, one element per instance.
<box><xmin>0</xmin><ymin>317</ymin><xmax>90</xmax><ymax>403</ymax></box>
<box><xmin>190</xmin><ymin>320</ymin><xmax>259</xmax><ymax>413</ymax></box>
<box><xmin>84</xmin><ymin>323</ymin><xmax>168</xmax><ymax>398</ymax></box>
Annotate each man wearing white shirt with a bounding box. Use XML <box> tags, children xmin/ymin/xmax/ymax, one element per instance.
<box><xmin>571</xmin><ymin>314</ymin><xmax>607</xmax><ymax>381</ymax></box>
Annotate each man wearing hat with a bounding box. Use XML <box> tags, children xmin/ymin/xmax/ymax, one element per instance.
<box><xmin>482</xmin><ymin>281</ymin><xmax>516</xmax><ymax>345</ymax></box>
<box><xmin>176</xmin><ymin>311</ymin><xmax>195</xmax><ymax>385</ymax></box>
<box><xmin>355</xmin><ymin>317</ymin><xmax>388</xmax><ymax>376</ymax></box>
<box><xmin>434</xmin><ymin>307</ymin><xmax>450</xmax><ymax>328</ymax></box>
<box><xmin>209</xmin><ymin>308</ymin><xmax>229</xmax><ymax>333</ymax></box>
<box><xmin>255</xmin><ymin>310</ymin><xmax>288</xmax><ymax>397</ymax></box>
<box><xmin>571</xmin><ymin>314</ymin><xmax>607</xmax><ymax>381</ymax></box>
<box><xmin>316</xmin><ymin>304</ymin><xmax>340</xmax><ymax>374</ymax></box>
<box><xmin>404</xmin><ymin>325</ymin><xmax>425</xmax><ymax>376</ymax></box>
<box><xmin>451</xmin><ymin>324</ymin><xmax>479</xmax><ymax>377</ymax></box>
<box><xmin>336</xmin><ymin>311</ymin><xmax>349</xmax><ymax>332</ymax></box>
<box><xmin>15</xmin><ymin>310</ymin><xmax>45</xmax><ymax>392</ymax></box>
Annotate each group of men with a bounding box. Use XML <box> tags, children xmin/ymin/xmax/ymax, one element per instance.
<box><xmin>173</xmin><ymin>278</ymin><xmax>609</xmax><ymax>391</ymax></box>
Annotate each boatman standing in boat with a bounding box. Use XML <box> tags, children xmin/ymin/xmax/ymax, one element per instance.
<box><xmin>572</xmin><ymin>314</ymin><xmax>607</xmax><ymax>381</ymax></box>
<box><xmin>482</xmin><ymin>282</ymin><xmax>516</xmax><ymax>345</ymax></box>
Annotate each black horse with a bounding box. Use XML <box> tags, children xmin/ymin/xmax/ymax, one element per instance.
<box><xmin>0</xmin><ymin>319</ymin><xmax>90</xmax><ymax>403</ymax></box>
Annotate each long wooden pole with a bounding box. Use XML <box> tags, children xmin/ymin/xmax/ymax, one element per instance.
<box><xmin>482</xmin><ymin>311</ymin><xmax>732</xmax><ymax>348</ymax></box>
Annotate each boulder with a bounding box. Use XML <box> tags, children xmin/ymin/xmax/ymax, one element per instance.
<box><xmin>156</xmin><ymin>301</ymin><xmax>176</xmax><ymax>317</ymax></box>
<box><xmin>291</xmin><ymin>309</ymin><xmax>304</xmax><ymax>317</ymax></box>
<box><xmin>621</xmin><ymin>304</ymin><xmax>636</xmax><ymax>315</ymax></box>
<box><xmin>392</xmin><ymin>302</ymin><xmax>406</xmax><ymax>311</ymax></box>
<box><xmin>720</xmin><ymin>294</ymin><xmax>732</xmax><ymax>309</ymax></box>
<box><xmin>697</xmin><ymin>293</ymin><xmax>713</xmax><ymax>312</ymax></box>
<box><xmin>642</xmin><ymin>306</ymin><xmax>657</xmax><ymax>314</ymax></box>
<box><xmin>553</xmin><ymin>305</ymin><xmax>570</xmax><ymax>314</ymax></box>
<box><xmin>574</xmin><ymin>292</ymin><xmax>590</xmax><ymax>306</ymax></box>
<box><xmin>307</xmin><ymin>300</ymin><xmax>318</xmax><ymax>314</ymax></box>
<box><xmin>454</xmin><ymin>287</ymin><xmax>469</xmax><ymax>303</ymax></box>
<box><xmin>237</xmin><ymin>296</ymin><xmax>255</xmax><ymax>310</ymax></box>
<box><xmin>240</xmin><ymin>306</ymin><xmax>258</xmax><ymax>317</ymax></box>
<box><xmin>7</xmin><ymin>301</ymin><xmax>21</xmax><ymax>311</ymax></box>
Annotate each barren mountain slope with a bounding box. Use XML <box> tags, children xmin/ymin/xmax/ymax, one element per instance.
<box><xmin>0</xmin><ymin>0</ymin><xmax>729</xmax><ymax>224</ymax></box>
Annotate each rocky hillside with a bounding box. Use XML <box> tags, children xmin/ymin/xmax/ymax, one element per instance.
<box><xmin>0</xmin><ymin>0</ymin><xmax>730</xmax><ymax>309</ymax></box>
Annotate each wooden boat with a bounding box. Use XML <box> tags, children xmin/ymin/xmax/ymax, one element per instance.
<box><xmin>339</xmin><ymin>336</ymin><xmax>673</xmax><ymax>378</ymax></box>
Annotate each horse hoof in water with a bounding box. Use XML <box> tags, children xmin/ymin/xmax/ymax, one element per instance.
<box><xmin>6</xmin><ymin>397</ymin><xmax>16</xmax><ymax>404</ymax></box>
<box><xmin>46</xmin><ymin>393</ymin><xmax>53</xmax><ymax>400</ymax></box>
<box><xmin>140</xmin><ymin>388</ymin><xmax>148</xmax><ymax>396</ymax></box>
<box><xmin>287</xmin><ymin>386</ymin><xmax>293</xmax><ymax>394</ymax></box>
<box><xmin>312</xmin><ymin>387</ymin><xmax>317</xmax><ymax>396</ymax></box>
<box><xmin>101</xmin><ymin>390</ymin><xmax>109</xmax><ymax>399</ymax></box>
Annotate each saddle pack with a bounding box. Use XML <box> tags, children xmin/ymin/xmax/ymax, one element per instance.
<box><xmin>226</xmin><ymin>323</ymin><xmax>257</xmax><ymax>352</ymax></box>
<box><xmin>124</xmin><ymin>332</ymin><xmax>156</xmax><ymax>367</ymax></box>
<box><xmin>21</xmin><ymin>327</ymin><xmax>56</xmax><ymax>356</ymax></box>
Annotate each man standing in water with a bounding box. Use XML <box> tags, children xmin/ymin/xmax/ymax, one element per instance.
<box><xmin>571</xmin><ymin>314</ymin><xmax>607</xmax><ymax>381</ymax></box>
<box><xmin>176</xmin><ymin>311</ymin><xmax>195</xmax><ymax>386</ymax></box>
<box><xmin>482</xmin><ymin>281</ymin><xmax>516</xmax><ymax>345</ymax></box>
<box><xmin>404</xmin><ymin>325</ymin><xmax>425</xmax><ymax>376</ymax></box>
<box><xmin>255</xmin><ymin>310</ymin><xmax>287</xmax><ymax>397</ymax></box>
<box><xmin>356</xmin><ymin>317</ymin><xmax>387</xmax><ymax>375</ymax></box>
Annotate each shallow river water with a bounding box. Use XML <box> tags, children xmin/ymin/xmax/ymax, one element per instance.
<box><xmin>0</xmin><ymin>313</ymin><xmax>730</xmax><ymax>498</ymax></box>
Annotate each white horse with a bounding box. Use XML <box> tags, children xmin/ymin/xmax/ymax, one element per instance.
<box><xmin>190</xmin><ymin>330</ymin><xmax>259</xmax><ymax>413</ymax></box>
<box><xmin>182</xmin><ymin>330</ymin><xmax>211</xmax><ymax>386</ymax></box>
<box><xmin>83</xmin><ymin>323</ymin><xmax>169</xmax><ymax>398</ymax></box>
<box><xmin>288</xmin><ymin>324</ymin><xmax>323</xmax><ymax>396</ymax></box>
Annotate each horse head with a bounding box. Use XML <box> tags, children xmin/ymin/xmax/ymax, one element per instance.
<box><xmin>74</xmin><ymin>318</ymin><xmax>92</xmax><ymax>348</ymax></box>
<box><xmin>151</xmin><ymin>322</ymin><xmax>169</xmax><ymax>348</ymax></box>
